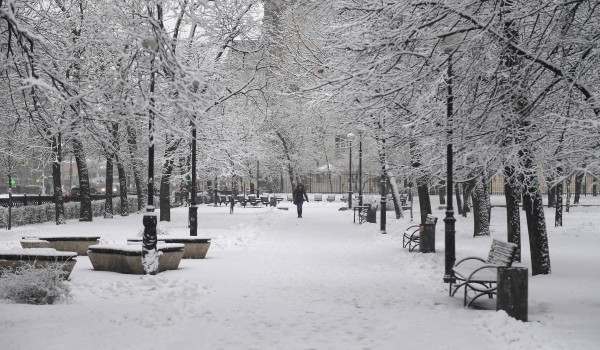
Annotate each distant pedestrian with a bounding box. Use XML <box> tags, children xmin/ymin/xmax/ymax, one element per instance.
<box><xmin>292</xmin><ymin>183</ymin><xmax>309</xmax><ymax>218</ymax></box>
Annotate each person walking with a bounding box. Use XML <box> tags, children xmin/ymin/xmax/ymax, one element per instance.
<box><xmin>292</xmin><ymin>183</ymin><xmax>309</xmax><ymax>218</ymax></box>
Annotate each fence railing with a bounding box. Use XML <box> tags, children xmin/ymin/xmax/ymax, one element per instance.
<box><xmin>0</xmin><ymin>194</ymin><xmax>120</xmax><ymax>208</ymax></box>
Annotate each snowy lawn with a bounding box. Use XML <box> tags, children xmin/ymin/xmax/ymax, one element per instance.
<box><xmin>1</xmin><ymin>196</ymin><xmax>599</xmax><ymax>349</ymax></box>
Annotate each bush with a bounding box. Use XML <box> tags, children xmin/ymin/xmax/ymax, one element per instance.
<box><xmin>0</xmin><ymin>264</ymin><xmax>72</xmax><ymax>305</ymax></box>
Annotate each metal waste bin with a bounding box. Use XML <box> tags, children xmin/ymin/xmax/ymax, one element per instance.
<box><xmin>419</xmin><ymin>223</ymin><xmax>436</xmax><ymax>253</ymax></box>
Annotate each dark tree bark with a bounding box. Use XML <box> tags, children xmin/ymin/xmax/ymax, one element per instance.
<box><xmin>117</xmin><ymin>159</ymin><xmax>129</xmax><ymax>216</ymax></box>
<box><xmin>504</xmin><ymin>166</ymin><xmax>521</xmax><ymax>262</ymax></box>
<box><xmin>72</xmin><ymin>138</ymin><xmax>92</xmax><ymax>222</ymax></box>
<box><xmin>51</xmin><ymin>135</ymin><xmax>65</xmax><ymax>225</ymax></box>
<box><xmin>416</xmin><ymin>176</ymin><xmax>432</xmax><ymax>225</ymax></box>
<box><xmin>574</xmin><ymin>171</ymin><xmax>583</xmax><ymax>204</ymax></box>
<box><xmin>159</xmin><ymin>139</ymin><xmax>181</xmax><ymax>222</ymax></box>
<box><xmin>555</xmin><ymin>174</ymin><xmax>563</xmax><ymax>227</ymax></box>
<box><xmin>126</xmin><ymin>124</ymin><xmax>145</xmax><ymax>211</ymax></box>
<box><xmin>462</xmin><ymin>180</ymin><xmax>475</xmax><ymax>217</ymax></box>
<box><xmin>471</xmin><ymin>175</ymin><xmax>491</xmax><ymax>237</ymax></box>
<box><xmin>521</xmin><ymin>149</ymin><xmax>551</xmax><ymax>276</ymax></box>
<box><xmin>547</xmin><ymin>180</ymin><xmax>556</xmax><ymax>208</ymax></box>
<box><xmin>439</xmin><ymin>180</ymin><xmax>446</xmax><ymax>205</ymax></box>
<box><xmin>455</xmin><ymin>183</ymin><xmax>463</xmax><ymax>216</ymax></box>
<box><xmin>104</xmin><ymin>156</ymin><xmax>114</xmax><ymax>219</ymax></box>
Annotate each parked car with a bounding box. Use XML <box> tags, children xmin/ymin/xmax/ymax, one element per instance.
<box><xmin>24</xmin><ymin>185</ymin><xmax>43</xmax><ymax>195</ymax></box>
<box><xmin>67</xmin><ymin>187</ymin><xmax>98</xmax><ymax>197</ymax></box>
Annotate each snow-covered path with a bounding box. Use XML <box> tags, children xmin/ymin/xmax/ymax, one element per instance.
<box><xmin>1</xmin><ymin>201</ymin><xmax>599</xmax><ymax>349</ymax></box>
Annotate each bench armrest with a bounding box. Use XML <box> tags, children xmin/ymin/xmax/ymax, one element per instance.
<box><xmin>466</xmin><ymin>264</ymin><xmax>501</xmax><ymax>282</ymax></box>
<box><xmin>454</xmin><ymin>256</ymin><xmax>486</xmax><ymax>267</ymax></box>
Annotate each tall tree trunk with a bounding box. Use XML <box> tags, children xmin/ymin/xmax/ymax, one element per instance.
<box><xmin>416</xmin><ymin>176</ymin><xmax>432</xmax><ymax>225</ymax></box>
<box><xmin>455</xmin><ymin>183</ymin><xmax>463</xmax><ymax>216</ymax></box>
<box><xmin>104</xmin><ymin>156</ymin><xmax>114</xmax><ymax>219</ymax></box>
<box><xmin>51</xmin><ymin>135</ymin><xmax>65</xmax><ymax>225</ymax></box>
<box><xmin>547</xmin><ymin>179</ymin><xmax>556</xmax><ymax>208</ymax></box>
<box><xmin>159</xmin><ymin>140</ymin><xmax>180</xmax><ymax>222</ymax></box>
<box><xmin>439</xmin><ymin>180</ymin><xmax>446</xmax><ymax>205</ymax></box>
<box><xmin>574</xmin><ymin>171</ymin><xmax>583</xmax><ymax>204</ymax></box>
<box><xmin>72</xmin><ymin>138</ymin><xmax>92</xmax><ymax>222</ymax></box>
<box><xmin>555</xmin><ymin>173</ymin><xmax>563</xmax><ymax>227</ymax></box>
<box><xmin>471</xmin><ymin>175</ymin><xmax>491</xmax><ymax>237</ymax></box>
<box><xmin>117</xmin><ymin>158</ymin><xmax>129</xmax><ymax>216</ymax></box>
<box><xmin>462</xmin><ymin>180</ymin><xmax>475</xmax><ymax>217</ymax></box>
<box><xmin>504</xmin><ymin>166</ymin><xmax>521</xmax><ymax>262</ymax></box>
<box><xmin>275</xmin><ymin>131</ymin><xmax>296</xmax><ymax>189</ymax></box>
<box><xmin>521</xmin><ymin>149</ymin><xmax>551</xmax><ymax>275</ymax></box>
<box><xmin>127</xmin><ymin>124</ymin><xmax>145</xmax><ymax>210</ymax></box>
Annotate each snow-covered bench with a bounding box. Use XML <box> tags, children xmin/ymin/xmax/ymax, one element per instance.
<box><xmin>327</xmin><ymin>194</ymin><xmax>336</xmax><ymax>202</ymax></box>
<box><xmin>313</xmin><ymin>194</ymin><xmax>323</xmax><ymax>202</ymax></box>
<box><xmin>449</xmin><ymin>239</ymin><xmax>518</xmax><ymax>307</ymax></box>
<box><xmin>87</xmin><ymin>243</ymin><xmax>184</xmax><ymax>274</ymax></box>
<box><xmin>0</xmin><ymin>248</ymin><xmax>77</xmax><ymax>279</ymax></box>
<box><xmin>20</xmin><ymin>235</ymin><xmax>100</xmax><ymax>256</ymax></box>
<box><xmin>127</xmin><ymin>237</ymin><xmax>211</xmax><ymax>259</ymax></box>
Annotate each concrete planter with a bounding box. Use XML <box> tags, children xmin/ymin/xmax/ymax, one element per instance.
<box><xmin>127</xmin><ymin>237</ymin><xmax>211</xmax><ymax>259</ymax></box>
<box><xmin>0</xmin><ymin>248</ymin><xmax>77</xmax><ymax>279</ymax></box>
<box><xmin>87</xmin><ymin>243</ymin><xmax>184</xmax><ymax>274</ymax></box>
<box><xmin>21</xmin><ymin>236</ymin><xmax>100</xmax><ymax>256</ymax></box>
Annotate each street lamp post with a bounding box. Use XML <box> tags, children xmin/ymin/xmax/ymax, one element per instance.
<box><xmin>358</xmin><ymin>134</ymin><xmax>363</xmax><ymax>207</ymax></box>
<box><xmin>347</xmin><ymin>132</ymin><xmax>355</xmax><ymax>209</ymax></box>
<box><xmin>141</xmin><ymin>36</ymin><xmax>158</xmax><ymax>274</ymax></box>
<box><xmin>190</xmin><ymin>80</ymin><xmax>200</xmax><ymax>236</ymax></box>
<box><xmin>442</xmin><ymin>35</ymin><xmax>459</xmax><ymax>283</ymax></box>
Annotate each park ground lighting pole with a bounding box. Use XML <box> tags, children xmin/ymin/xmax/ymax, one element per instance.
<box><xmin>190</xmin><ymin>80</ymin><xmax>200</xmax><ymax>236</ymax></box>
<box><xmin>347</xmin><ymin>132</ymin><xmax>355</xmax><ymax>209</ymax></box>
<box><xmin>141</xmin><ymin>36</ymin><xmax>158</xmax><ymax>274</ymax></box>
<box><xmin>358</xmin><ymin>133</ymin><xmax>363</xmax><ymax>207</ymax></box>
<box><xmin>442</xmin><ymin>35</ymin><xmax>458</xmax><ymax>283</ymax></box>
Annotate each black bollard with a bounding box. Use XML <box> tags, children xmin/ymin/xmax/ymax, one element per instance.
<box><xmin>497</xmin><ymin>267</ymin><xmax>528</xmax><ymax>321</ymax></box>
<box><xmin>142</xmin><ymin>214</ymin><xmax>158</xmax><ymax>275</ymax></box>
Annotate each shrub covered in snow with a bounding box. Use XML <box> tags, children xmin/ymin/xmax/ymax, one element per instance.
<box><xmin>0</xmin><ymin>264</ymin><xmax>72</xmax><ymax>305</ymax></box>
<box><xmin>0</xmin><ymin>197</ymin><xmax>140</xmax><ymax>229</ymax></box>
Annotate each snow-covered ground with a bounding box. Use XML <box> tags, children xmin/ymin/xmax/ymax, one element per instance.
<box><xmin>1</xmin><ymin>196</ymin><xmax>599</xmax><ymax>349</ymax></box>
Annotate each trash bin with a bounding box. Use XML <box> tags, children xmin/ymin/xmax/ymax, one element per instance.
<box><xmin>269</xmin><ymin>197</ymin><xmax>277</xmax><ymax>207</ymax></box>
<box><xmin>497</xmin><ymin>267</ymin><xmax>528</xmax><ymax>321</ymax></box>
<box><xmin>419</xmin><ymin>223</ymin><xmax>436</xmax><ymax>253</ymax></box>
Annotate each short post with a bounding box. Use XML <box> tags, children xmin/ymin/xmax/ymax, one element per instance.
<box><xmin>497</xmin><ymin>267</ymin><xmax>528</xmax><ymax>321</ymax></box>
<box><xmin>142</xmin><ymin>213</ymin><xmax>158</xmax><ymax>275</ymax></box>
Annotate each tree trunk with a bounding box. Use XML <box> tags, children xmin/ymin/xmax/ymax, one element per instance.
<box><xmin>159</xmin><ymin>140</ymin><xmax>180</xmax><ymax>222</ymax></box>
<box><xmin>104</xmin><ymin>156</ymin><xmax>114</xmax><ymax>219</ymax></box>
<box><xmin>555</xmin><ymin>177</ymin><xmax>563</xmax><ymax>227</ymax></box>
<box><xmin>275</xmin><ymin>131</ymin><xmax>297</xmax><ymax>189</ymax></box>
<box><xmin>72</xmin><ymin>138</ymin><xmax>92</xmax><ymax>222</ymax></box>
<box><xmin>547</xmin><ymin>180</ymin><xmax>556</xmax><ymax>208</ymax></box>
<box><xmin>455</xmin><ymin>183</ymin><xmax>463</xmax><ymax>216</ymax></box>
<box><xmin>471</xmin><ymin>175</ymin><xmax>491</xmax><ymax>237</ymax></box>
<box><xmin>565</xmin><ymin>177</ymin><xmax>571</xmax><ymax>213</ymax></box>
<box><xmin>463</xmin><ymin>180</ymin><xmax>475</xmax><ymax>217</ymax></box>
<box><xmin>127</xmin><ymin>124</ymin><xmax>145</xmax><ymax>210</ymax></box>
<box><xmin>521</xmin><ymin>149</ymin><xmax>551</xmax><ymax>275</ymax></box>
<box><xmin>574</xmin><ymin>171</ymin><xmax>583</xmax><ymax>204</ymax></box>
<box><xmin>504</xmin><ymin>166</ymin><xmax>521</xmax><ymax>262</ymax></box>
<box><xmin>117</xmin><ymin>158</ymin><xmax>129</xmax><ymax>216</ymax></box>
<box><xmin>51</xmin><ymin>135</ymin><xmax>65</xmax><ymax>225</ymax></box>
<box><xmin>417</xmin><ymin>176</ymin><xmax>432</xmax><ymax>225</ymax></box>
<box><xmin>439</xmin><ymin>180</ymin><xmax>446</xmax><ymax>205</ymax></box>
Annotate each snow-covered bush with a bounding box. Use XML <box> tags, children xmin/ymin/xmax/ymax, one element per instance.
<box><xmin>0</xmin><ymin>196</ymin><xmax>141</xmax><ymax>228</ymax></box>
<box><xmin>0</xmin><ymin>264</ymin><xmax>72</xmax><ymax>305</ymax></box>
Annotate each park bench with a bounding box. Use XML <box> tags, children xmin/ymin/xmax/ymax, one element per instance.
<box><xmin>314</xmin><ymin>194</ymin><xmax>323</xmax><ymax>202</ymax></box>
<box><xmin>449</xmin><ymin>239</ymin><xmax>518</xmax><ymax>307</ymax></box>
<box><xmin>260</xmin><ymin>196</ymin><xmax>270</xmax><ymax>206</ymax></box>
<box><xmin>0</xmin><ymin>248</ymin><xmax>77</xmax><ymax>279</ymax></box>
<box><xmin>20</xmin><ymin>235</ymin><xmax>100</xmax><ymax>256</ymax></box>
<box><xmin>353</xmin><ymin>205</ymin><xmax>371</xmax><ymax>224</ymax></box>
<box><xmin>247</xmin><ymin>195</ymin><xmax>261</xmax><ymax>206</ymax></box>
<box><xmin>127</xmin><ymin>237</ymin><xmax>211</xmax><ymax>259</ymax></box>
<box><xmin>402</xmin><ymin>225</ymin><xmax>421</xmax><ymax>252</ymax></box>
<box><xmin>286</xmin><ymin>194</ymin><xmax>293</xmax><ymax>201</ymax></box>
<box><xmin>87</xmin><ymin>243</ymin><xmax>184</xmax><ymax>274</ymax></box>
<box><xmin>327</xmin><ymin>194</ymin><xmax>336</xmax><ymax>202</ymax></box>
<box><xmin>218</xmin><ymin>195</ymin><xmax>227</xmax><ymax>205</ymax></box>
<box><xmin>340</xmin><ymin>194</ymin><xmax>347</xmax><ymax>202</ymax></box>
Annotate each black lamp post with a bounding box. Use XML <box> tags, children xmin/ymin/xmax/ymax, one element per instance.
<box><xmin>189</xmin><ymin>80</ymin><xmax>199</xmax><ymax>236</ymax></box>
<box><xmin>442</xmin><ymin>36</ymin><xmax>458</xmax><ymax>283</ymax></box>
<box><xmin>358</xmin><ymin>134</ymin><xmax>363</xmax><ymax>207</ymax></box>
<box><xmin>347</xmin><ymin>132</ymin><xmax>355</xmax><ymax>209</ymax></box>
<box><xmin>141</xmin><ymin>36</ymin><xmax>158</xmax><ymax>274</ymax></box>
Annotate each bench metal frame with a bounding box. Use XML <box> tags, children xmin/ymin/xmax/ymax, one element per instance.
<box><xmin>402</xmin><ymin>225</ymin><xmax>420</xmax><ymax>252</ymax></box>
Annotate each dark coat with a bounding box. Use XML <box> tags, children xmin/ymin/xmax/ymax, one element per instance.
<box><xmin>292</xmin><ymin>186</ymin><xmax>309</xmax><ymax>204</ymax></box>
